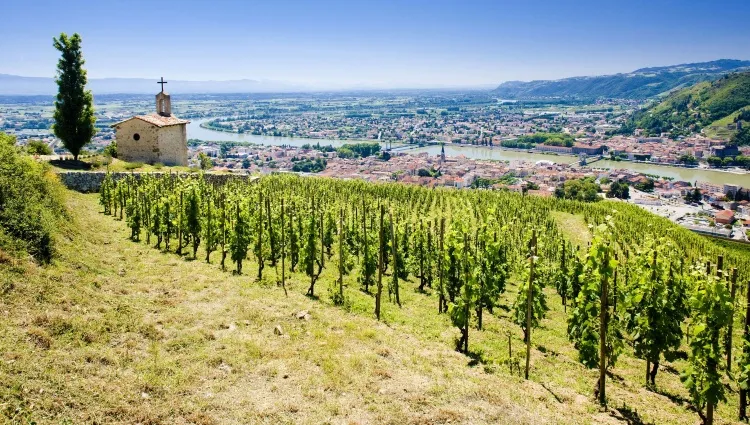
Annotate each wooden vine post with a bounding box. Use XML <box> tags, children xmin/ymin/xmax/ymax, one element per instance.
<box><xmin>598</xmin><ymin>242</ymin><xmax>610</xmax><ymax>406</ymax></box>
<box><xmin>646</xmin><ymin>249</ymin><xmax>657</xmax><ymax>384</ymax></box>
<box><xmin>266</xmin><ymin>197</ymin><xmax>277</xmax><ymax>267</ymax></box>
<box><xmin>612</xmin><ymin>252</ymin><xmax>618</xmax><ymax>313</ymax></box>
<box><xmin>256</xmin><ymin>191</ymin><xmax>264</xmax><ymax>280</ymax></box>
<box><xmin>220</xmin><ymin>193</ymin><xmax>227</xmax><ymax>271</ymax></box>
<box><xmin>525</xmin><ymin>229</ymin><xmax>536</xmax><ymax>380</ymax></box>
<box><xmin>740</xmin><ymin>278</ymin><xmax>750</xmax><ymax>420</ymax></box>
<box><xmin>460</xmin><ymin>232</ymin><xmax>470</xmax><ymax>353</ymax></box>
<box><xmin>177</xmin><ymin>190</ymin><xmax>183</xmax><ymax>255</ymax></box>
<box><xmin>706</xmin><ymin>255</ymin><xmax>723</xmax><ymax>424</ymax></box>
<box><xmin>438</xmin><ymin>217</ymin><xmax>446</xmax><ymax>314</ymax></box>
<box><xmin>375</xmin><ymin>204</ymin><xmax>384</xmax><ymax>320</ymax></box>
<box><xmin>389</xmin><ymin>208</ymin><xmax>401</xmax><ymax>307</ymax></box>
<box><xmin>361</xmin><ymin>199</ymin><xmax>369</xmax><ymax>292</ymax></box>
<box><xmin>280</xmin><ymin>199</ymin><xmax>287</xmax><ymax>297</ymax></box>
<box><xmin>560</xmin><ymin>239</ymin><xmax>567</xmax><ymax>311</ymax></box>
<box><xmin>338</xmin><ymin>208</ymin><xmax>344</xmax><ymax>301</ymax></box>
<box><xmin>727</xmin><ymin>268</ymin><xmax>737</xmax><ymax>371</ymax></box>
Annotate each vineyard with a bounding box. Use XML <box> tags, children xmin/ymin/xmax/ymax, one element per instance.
<box><xmin>99</xmin><ymin>172</ymin><xmax>750</xmax><ymax>424</ymax></box>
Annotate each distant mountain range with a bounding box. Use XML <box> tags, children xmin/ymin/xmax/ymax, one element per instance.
<box><xmin>0</xmin><ymin>75</ymin><xmax>497</xmax><ymax>96</ymax></box>
<box><xmin>493</xmin><ymin>59</ymin><xmax>750</xmax><ymax>100</ymax></box>
<box><xmin>0</xmin><ymin>75</ymin><xmax>313</xmax><ymax>95</ymax></box>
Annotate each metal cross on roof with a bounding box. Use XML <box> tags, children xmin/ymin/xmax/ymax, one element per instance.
<box><xmin>157</xmin><ymin>77</ymin><xmax>168</xmax><ymax>93</ymax></box>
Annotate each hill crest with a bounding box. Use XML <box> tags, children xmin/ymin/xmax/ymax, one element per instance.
<box><xmin>493</xmin><ymin>59</ymin><xmax>750</xmax><ymax>100</ymax></box>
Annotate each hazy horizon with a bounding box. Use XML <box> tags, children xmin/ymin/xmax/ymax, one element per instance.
<box><xmin>2</xmin><ymin>0</ymin><xmax>750</xmax><ymax>89</ymax></box>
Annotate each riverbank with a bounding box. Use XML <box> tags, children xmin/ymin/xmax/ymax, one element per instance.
<box><xmin>198</xmin><ymin>120</ymin><xmax>382</xmax><ymax>146</ymax></box>
<box><xmin>589</xmin><ymin>157</ymin><xmax>750</xmax><ymax>176</ymax></box>
<box><xmin>188</xmin><ymin>119</ymin><xmax>750</xmax><ymax>187</ymax></box>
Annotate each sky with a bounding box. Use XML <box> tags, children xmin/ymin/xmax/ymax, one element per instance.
<box><xmin>2</xmin><ymin>0</ymin><xmax>750</xmax><ymax>89</ymax></box>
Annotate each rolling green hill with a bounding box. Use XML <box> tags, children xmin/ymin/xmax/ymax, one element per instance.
<box><xmin>623</xmin><ymin>71</ymin><xmax>750</xmax><ymax>138</ymax></box>
<box><xmin>493</xmin><ymin>59</ymin><xmax>750</xmax><ymax>100</ymax></box>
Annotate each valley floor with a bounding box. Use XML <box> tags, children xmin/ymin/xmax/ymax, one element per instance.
<box><xmin>0</xmin><ymin>191</ymin><xmax>744</xmax><ymax>424</ymax></box>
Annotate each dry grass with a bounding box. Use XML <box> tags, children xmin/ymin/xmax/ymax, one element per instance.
<box><xmin>0</xmin><ymin>191</ymin><xmax>744</xmax><ymax>424</ymax></box>
<box><xmin>550</xmin><ymin>211</ymin><xmax>592</xmax><ymax>249</ymax></box>
<box><xmin>48</xmin><ymin>156</ymin><xmax>193</xmax><ymax>173</ymax></box>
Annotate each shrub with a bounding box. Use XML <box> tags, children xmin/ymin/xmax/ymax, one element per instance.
<box><xmin>26</xmin><ymin>139</ymin><xmax>53</xmax><ymax>155</ymax></box>
<box><xmin>0</xmin><ymin>132</ymin><xmax>66</xmax><ymax>262</ymax></box>
<box><xmin>124</xmin><ymin>161</ymin><xmax>144</xmax><ymax>170</ymax></box>
<box><xmin>102</xmin><ymin>140</ymin><xmax>117</xmax><ymax>158</ymax></box>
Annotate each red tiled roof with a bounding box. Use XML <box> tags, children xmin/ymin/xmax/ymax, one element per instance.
<box><xmin>715</xmin><ymin>210</ymin><xmax>734</xmax><ymax>219</ymax></box>
<box><xmin>111</xmin><ymin>114</ymin><xmax>189</xmax><ymax>128</ymax></box>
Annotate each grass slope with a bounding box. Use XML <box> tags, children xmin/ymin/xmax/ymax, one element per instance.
<box><xmin>0</xmin><ymin>191</ymin><xmax>746</xmax><ymax>424</ymax></box>
<box><xmin>49</xmin><ymin>156</ymin><xmax>193</xmax><ymax>173</ymax></box>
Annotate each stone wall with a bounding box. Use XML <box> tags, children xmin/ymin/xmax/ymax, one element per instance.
<box><xmin>57</xmin><ymin>171</ymin><xmax>258</xmax><ymax>193</ymax></box>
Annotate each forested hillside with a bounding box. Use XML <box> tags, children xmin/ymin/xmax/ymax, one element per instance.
<box><xmin>622</xmin><ymin>71</ymin><xmax>750</xmax><ymax>138</ymax></box>
<box><xmin>494</xmin><ymin>59</ymin><xmax>750</xmax><ymax>100</ymax></box>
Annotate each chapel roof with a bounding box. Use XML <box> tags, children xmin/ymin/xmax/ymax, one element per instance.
<box><xmin>111</xmin><ymin>113</ymin><xmax>189</xmax><ymax>128</ymax></box>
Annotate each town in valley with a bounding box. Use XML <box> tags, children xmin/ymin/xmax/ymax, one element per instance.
<box><xmin>2</xmin><ymin>83</ymin><xmax>749</xmax><ymax>241</ymax></box>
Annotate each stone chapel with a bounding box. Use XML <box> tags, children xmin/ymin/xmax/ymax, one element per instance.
<box><xmin>111</xmin><ymin>78</ymin><xmax>189</xmax><ymax>166</ymax></box>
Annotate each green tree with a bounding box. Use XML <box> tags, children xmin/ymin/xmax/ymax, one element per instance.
<box><xmin>606</xmin><ymin>181</ymin><xmax>630</xmax><ymax>200</ymax></box>
<box><xmin>685</xmin><ymin>187</ymin><xmax>702</xmax><ymax>203</ymax></box>
<box><xmin>678</xmin><ymin>154</ymin><xmax>699</xmax><ymax>165</ymax></box>
<box><xmin>555</xmin><ymin>178</ymin><xmax>601</xmax><ymax>202</ymax></box>
<box><xmin>52</xmin><ymin>33</ymin><xmax>96</xmax><ymax>161</ymax></box>
<box><xmin>707</xmin><ymin>156</ymin><xmax>723</xmax><ymax>167</ymax></box>
<box><xmin>26</xmin><ymin>140</ymin><xmax>52</xmax><ymax>155</ymax></box>
<box><xmin>198</xmin><ymin>152</ymin><xmax>213</xmax><ymax>170</ymax></box>
<box><xmin>103</xmin><ymin>141</ymin><xmax>117</xmax><ymax>158</ymax></box>
<box><xmin>634</xmin><ymin>178</ymin><xmax>655</xmax><ymax>192</ymax></box>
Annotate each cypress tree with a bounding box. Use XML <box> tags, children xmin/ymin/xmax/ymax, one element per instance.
<box><xmin>52</xmin><ymin>33</ymin><xmax>96</xmax><ymax>161</ymax></box>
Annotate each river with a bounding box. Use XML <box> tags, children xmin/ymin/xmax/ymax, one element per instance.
<box><xmin>590</xmin><ymin>159</ymin><xmax>750</xmax><ymax>187</ymax></box>
<box><xmin>187</xmin><ymin>119</ymin><xmax>385</xmax><ymax>148</ymax></box>
<box><xmin>403</xmin><ymin>146</ymin><xmax>750</xmax><ymax>187</ymax></box>
<box><xmin>408</xmin><ymin>144</ymin><xmax>579</xmax><ymax>164</ymax></box>
<box><xmin>188</xmin><ymin>119</ymin><xmax>750</xmax><ymax>187</ymax></box>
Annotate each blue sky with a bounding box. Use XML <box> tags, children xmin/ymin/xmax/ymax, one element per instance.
<box><xmin>2</xmin><ymin>0</ymin><xmax>749</xmax><ymax>88</ymax></box>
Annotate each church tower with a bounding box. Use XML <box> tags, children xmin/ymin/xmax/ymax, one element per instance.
<box><xmin>155</xmin><ymin>77</ymin><xmax>172</xmax><ymax>117</ymax></box>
